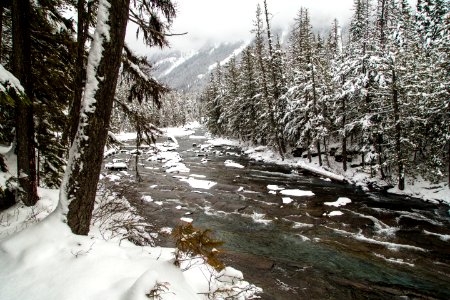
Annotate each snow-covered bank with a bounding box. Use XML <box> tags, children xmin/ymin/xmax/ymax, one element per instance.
<box><xmin>207</xmin><ymin>138</ymin><xmax>450</xmax><ymax>206</ymax></box>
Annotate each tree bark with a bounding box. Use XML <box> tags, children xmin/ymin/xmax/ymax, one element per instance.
<box><xmin>58</xmin><ymin>0</ymin><xmax>131</xmax><ymax>235</ymax></box>
<box><xmin>135</xmin><ymin>125</ymin><xmax>142</xmax><ymax>182</ymax></box>
<box><xmin>0</xmin><ymin>4</ymin><xmax>3</xmax><ymax>60</ymax></box>
<box><xmin>392</xmin><ymin>69</ymin><xmax>404</xmax><ymax>190</ymax></box>
<box><xmin>12</xmin><ymin>0</ymin><xmax>38</xmax><ymax>206</ymax></box>
<box><xmin>66</xmin><ymin>0</ymin><xmax>91</xmax><ymax>145</ymax></box>
<box><xmin>342</xmin><ymin>96</ymin><xmax>347</xmax><ymax>172</ymax></box>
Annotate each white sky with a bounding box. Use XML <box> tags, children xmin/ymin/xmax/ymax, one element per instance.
<box><xmin>126</xmin><ymin>0</ymin><xmax>355</xmax><ymax>55</ymax></box>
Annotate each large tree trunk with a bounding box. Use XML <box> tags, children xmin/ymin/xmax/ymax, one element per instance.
<box><xmin>58</xmin><ymin>0</ymin><xmax>130</xmax><ymax>235</ymax></box>
<box><xmin>12</xmin><ymin>0</ymin><xmax>38</xmax><ymax>206</ymax></box>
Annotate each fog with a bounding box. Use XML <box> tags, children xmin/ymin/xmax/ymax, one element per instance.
<box><xmin>126</xmin><ymin>0</ymin><xmax>355</xmax><ymax>55</ymax></box>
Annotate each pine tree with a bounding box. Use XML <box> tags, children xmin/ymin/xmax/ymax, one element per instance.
<box><xmin>238</xmin><ymin>46</ymin><xmax>259</xmax><ymax>142</ymax></box>
<box><xmin>263</xmin><ymin>0</ymin><xmax>285</xmax><ymax>158</ymax></box>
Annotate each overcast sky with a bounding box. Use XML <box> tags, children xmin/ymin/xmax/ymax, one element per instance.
<box><xmin>126</xmin><ymin>0</ymin><xmax>355</xmax><ymax>55</ymax></box>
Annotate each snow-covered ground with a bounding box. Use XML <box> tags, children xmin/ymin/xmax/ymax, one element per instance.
<box><xmin>0</xmin><ymin>125</ymin><xmax>261</xmax><ymax>300</ymax></box>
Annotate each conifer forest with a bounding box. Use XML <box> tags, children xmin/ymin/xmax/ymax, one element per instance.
<box><xmin>202</xmin><ymin>0</ymin><xmax>449</xmax><ymax>191</ymax></box>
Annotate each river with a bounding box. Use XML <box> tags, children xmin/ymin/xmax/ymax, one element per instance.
<box><xmin>104</xmin><ymin>127</ymin><xmax>450</xmax><ymax>299</ymax></box>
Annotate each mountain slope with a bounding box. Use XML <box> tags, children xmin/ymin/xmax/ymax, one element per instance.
<box><xmin>150</xmin><ymin>41</ymin><xmax>247</xmax><ymax>92</ymax></box>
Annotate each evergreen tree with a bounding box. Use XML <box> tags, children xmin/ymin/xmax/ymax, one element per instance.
<box><xmin>238</xmin><ymin>46</ymin><xmax>259</xmax><ymax>142</ymax></box>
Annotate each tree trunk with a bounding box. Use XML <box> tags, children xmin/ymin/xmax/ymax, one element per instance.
<box><xmin>135</xmin><ymin>125</ymin><xmax>142</xmax><ymax>182</ymax></box>
<box><xmin>12</xmin><ymin>0</ymin><xmax>38</xmax><ymax>206</ymax></box>
<box><xmin>392</xmin><ymin>69</ymin><xmax>404</xmax><ymax>190</ymax></box>
<box><xmin>58</xmin><ymin>0</ymin><xmax>131</xmax><ymax>235</ymax></box>
<box><xmin>323</xmin><ymin>137</ymin><xmax>330</xmax><ymax>168</ymax></box>
<box><xmin>317</xmin><ymin>141</ymin><xmax>322</xmax><ymax>166</ymax></box>
<box><xmin>342</xmin><ymin>96</ymin><xmax>347</xmax><ymax>172</ymax></box>
<box><xmin>66</xmin><ymin>0</ymin><xmax>90</xmax><ymax>145</ymax></box>
<box><xmin>307</xmin><ymin>136</ymin><xmax>312</xmax><ymax>163</ymax></box>
<box><xmin>263</xmin><ymin>0</ymin><xmax>284</xmax><ymax>159</ymax></box>
<box><xmin>0</xmin><ymin>4</ymin><xmax>3</xmax><ymax>60</ymax></box>
<box><xmin>377</xmin><ymin>134</ymin><xmax>385</xmax><ymax>179</ymax></box>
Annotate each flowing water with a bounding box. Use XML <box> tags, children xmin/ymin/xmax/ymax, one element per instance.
<box><xmin>104</xmin><ymin>128</ymin><xmax>450</xmax><ymax>299</ymax></box>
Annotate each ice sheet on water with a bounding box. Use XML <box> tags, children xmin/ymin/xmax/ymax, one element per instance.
<box><xmin>324</xmin><ymin>197</ymin><xmax>351</xmax><ymax>207</ymax></box>
<box><xmin>324</xmin><ymin>211</ymin><xmax>344</xmax><ymax>217</ymax></box>
<box><xmin>180</xmin><ymin>217</ymin><xmax>193</xmax><ymax>223</ymax></box>
<box><xmin>190</xmin><ymin>174</ymin><xmax>206</xmax><ymax>178</ymax></box>
<box><xmin>267</xmin><ymin>184</ymin><xmax>284</xmax><ymax>191</ymax></box>
<box><xmin>179</xmin><ymin>177</ymin><xmax>217</xmax><ymax>189</ymax></box>
<box><xmin>224</xmin><ymin>160</ymin><xmax>244</xmax><ymax>168</ymax></box>
<box><xmin>280</xmin><ymin>189</ymin><xmax>315</xmax><ymax>197</ymax></box>
<box><xmin>282</xmin><ymin>197</ymin><xmax>294</xmax><ymax>204</ymax></box>
<box><xmin>166</xmin><ymin>163</ymin><xmax>190</xmax><ymax>173</ymax></box>
<box><xmin>141</xmin><ymin>195</ymin><xmax>153</xmax><ymax>202</ymax></box>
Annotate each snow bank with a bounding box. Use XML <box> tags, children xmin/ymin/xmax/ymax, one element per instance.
<box><xmin>388</xmin><ymin>178</ymin><xmax>450</xmax><ymax>205</ymax></box>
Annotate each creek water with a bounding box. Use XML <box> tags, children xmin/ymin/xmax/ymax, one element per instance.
<box><xmin>105</xmin><ymin>128</ymin><xmax>450</xmax><ymax>299</ymax></box>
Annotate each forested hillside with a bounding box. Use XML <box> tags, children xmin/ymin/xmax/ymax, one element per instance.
<box><xmin>202</xmin><ymin>0</ymin><xmax>449</xmax><ymax>190</ymax></box>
